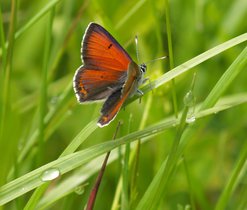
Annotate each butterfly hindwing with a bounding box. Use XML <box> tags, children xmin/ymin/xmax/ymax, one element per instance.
<box><xmin>97</xmin><ymin>88</ymin><xmax>124</xmax><ymax>127</ymax></box>
<box><xmin>74</xmin><ymin>66</ymin><xmax>126</xmax><ymax>102</ymax></box>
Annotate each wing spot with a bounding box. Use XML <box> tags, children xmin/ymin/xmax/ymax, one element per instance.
<box><xmin>107</xmin><ymin>43</ymin><xmax>113</xmax><ymax>49</ymax></box>
<box><xmin>78</xmin><ymin>83</ymin><xmax>88</xmax><ymax>96</ymax></box>
<box><xmin>102</xmin><ymin>116</ymin><xmax>108</xmax><ymax>122</ymax></box>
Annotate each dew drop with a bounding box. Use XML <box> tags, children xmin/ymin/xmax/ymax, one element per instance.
<box><xmin>50</xmin><ymin>96</ymin><xmax>59</xmax><ymax>105</ymax></box>
<box><xmin>183</xmin><ymin>91</ymin><xmax>194</xmax><ymax>107</ymax></box>
<box><xmin>186</xmin><ymin>116</ymin><xmax>196</xmax><ymax>123</ymax></box>
<box><xmin>40</xmin><ymin>168</ymin><xmax>60</xmax><ymax>182</ymax></box>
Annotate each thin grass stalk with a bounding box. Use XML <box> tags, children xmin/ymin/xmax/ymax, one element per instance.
<box><xmin>24</xmin><ymin>8</ymin><xmax>55</xmax><ymax>210</ymax></box>
<box><xmin>164</xmin><ymin>0</ymin><xmax>178</xmax><ymax>117</ymax></box>
<box><xmin>0</xmin><ymin>0</ymin><xmax>18</xmax><ymax>186</ymax></box>
<box><xmin>215</xmin><ymin>139</ymin><xmax>247</xmax><ymax>210</ymax></box>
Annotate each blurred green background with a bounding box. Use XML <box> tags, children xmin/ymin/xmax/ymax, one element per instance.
<box><xmin>0</xmin><ymin>0</ymin><xmax>247</xmax><ymax>209</ymax></box>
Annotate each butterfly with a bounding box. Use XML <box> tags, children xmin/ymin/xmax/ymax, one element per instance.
<box><xmin>73</xmin><ymin>22</ymin><xmax>147</xmax><ymax>127</ymax></box>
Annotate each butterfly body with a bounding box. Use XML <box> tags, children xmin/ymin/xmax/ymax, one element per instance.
<box><xmin>123</xmin><ymin>61</ymin><xmax>146</xmax><ymax>97</ymax></box>
<box><xmin>73</xmin><ymin>23</ymin><xmax>146</xmax><ymax>127</ymax></box>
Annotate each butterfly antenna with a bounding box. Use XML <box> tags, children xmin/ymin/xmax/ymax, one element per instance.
<box><xmin>135</xmin><ymin>35</ymin><xmax>140</xmax><ymax>64</ymax></box>
<box><xmin>144</xmin><ymin>56</ymin><xmax>168</xmax><ymax>65</ymax></box>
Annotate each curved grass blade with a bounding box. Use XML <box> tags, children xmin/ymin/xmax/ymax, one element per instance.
<box><xmin>0</xmin><ymin>93</ymin><xmax>247</xmax><ymax>206</ymax></box>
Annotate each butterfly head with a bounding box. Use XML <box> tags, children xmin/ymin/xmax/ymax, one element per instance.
<box><xmin>139</xmin><ymin>63</ymin><xmax>147</xmax><ymax>74</ymax></box>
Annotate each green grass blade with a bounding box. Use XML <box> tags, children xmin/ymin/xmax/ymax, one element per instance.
<box><xmin>23</xmin><ymin>117</ymin><xmax>97</xmax><ymax>209</ymax></box>
<box><xmin>37</xmin><ymin>153</ymin><xmax>119</xmax><ymax>209</ymax></box>
<box><xmin>115</xmin><ymin>0</ymin><xmax>147</xmax><ymax>30</ymax></box>
<box><xmin>0</xmin><ymin>4</ymin><xmax>6</xmax><ymax>68</ymax></box>
<box><xmin>0</xmin><ymin>0</ymin><xmax>18</xmax><ymax>186</ymax></box>
<box><xmin>236</xmin><ymin>183</ymin><xmax>247</xmax><ymax>210</ymax></box>
<box><xmin>61</xmin><ymin>120</ymin><xmax>98</xmax><ymax>156</ymax></box>
<box><xmin>183</xmin><ymin>158</ymin><xmax>197</xmax><ymax>210</ymax></box>
<box><xmin>128</xmin><ymin>33</ymin><xmax>247</xmax><ymax>103</ymax></box>
<box><xmin>215</xmin><ymin>139</ymin><xmax>247</xmax><ymax>210</ymax></box>
<box><xmin>17</xmin><ymin>82</ymin><xmax>73</xmax><ymax>162</ymax></box>
<box><xmin>0</xmin><ymin>0</ymin><xmax>62</xmax><ymax>58</ymax></box>
<box><xmin>136</xmin><ymin>41</ymin><xmax>247</xmax><ymax>206</ymax></box>
<box><xmin>15</xmin><ymin>0</ymin><xmax>61</xmax><ymax>41</ymax></box>
<box><xmin>220</xmin><ymin>0</ymin><xmax>247</xmax><ymax>36</ymax></box>
<box><xmin>200</xmin><ymin>45</ymin><xmax>247</xmax><ymax>110</ymax></box>
<box><xmin>136</xmin><ymin>87</ymin><xmax>192</xmax><ymax>209</ymax></box>
<box><xmin>164</xmin><ymin>0</ymin><xmax>178</xmax><ymax>117</ymax></box>
<box><xmin>150</xmin><ymin>33</ymin><xmax>247</xmax><ymax>91</ymax></box>
<box><xmin>0</xmin><ymin>92</ymin><xmax>246</xmax><ymax>206</ymax></box>
<box><xmin>37</xmin><ymin>8</ymin><xmax>54</xmax><ymax>166</ymax></box>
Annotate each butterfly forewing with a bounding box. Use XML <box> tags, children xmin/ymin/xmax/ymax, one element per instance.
<box><xmin>82</xmin><ymin>23</ymin><xmax>132</xmax><ymax>71</ymax></box>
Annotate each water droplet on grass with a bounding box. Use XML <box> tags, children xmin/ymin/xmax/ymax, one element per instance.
<box><xmin>183</xmin><ymin>91</ymin><xmax>194</xmax><ymax>107</ymax></box>
<box><xmin>40</xmin><ymin>168</ymin><xmax>60</xmax><ymax>182</ymax></box>
<box><xmin>50</xmin><ymin>96</ymin><xmax>59</xmax><ymax>105</ymax></box>
<box><xmin>186</xmin><ymin>115</ymin><xmax>196</xmax><ymax>123</ymax></box>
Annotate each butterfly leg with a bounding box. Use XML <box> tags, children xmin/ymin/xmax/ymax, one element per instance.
<box><xmin>142</xmin><ymin>77</ymin><xmax>149</xmax><ymax>84</ymax></box>
<box><xmin>136</xmin><ymin>77</ymin><xmax>150</xmax><ymax>103</ymax></box>
<box><xmin>136</xmin><ymin>89</ymin><xmax>143</xmax><ymax>103</ymax></box>
<box><xmin>143</xmin><ymin>77</ymin><xmax>154</xmax><ymax>94</ymax></box>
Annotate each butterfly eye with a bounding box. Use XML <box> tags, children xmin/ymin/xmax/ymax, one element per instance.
<box><xmin>140</xmin><ymin>63</ymin><xmax>147</xmax><ymax>73</ymax></box>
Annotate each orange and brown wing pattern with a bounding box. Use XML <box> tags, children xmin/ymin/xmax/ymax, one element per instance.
<box><xmin>73</xmin><ymin>23</ymin><xmax>132</xmax><ymax>102</ymax></box>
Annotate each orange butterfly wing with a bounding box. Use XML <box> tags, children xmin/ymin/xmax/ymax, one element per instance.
<box><xmin>73</xmin><ymin>23</ymin><xmax>132</xmax><ymax>102</ymax></box>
